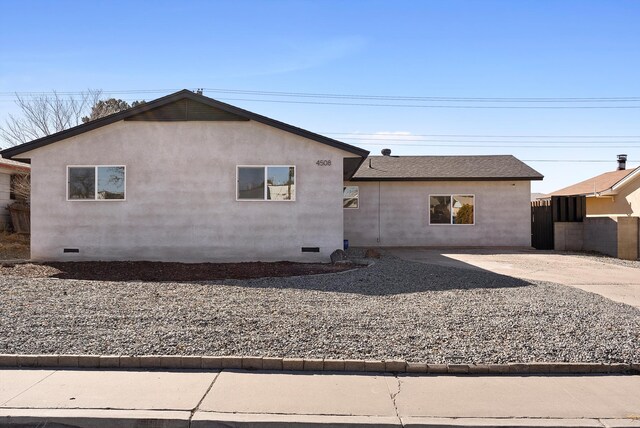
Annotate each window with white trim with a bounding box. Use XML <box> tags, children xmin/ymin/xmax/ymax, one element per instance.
<box><xmin>67</xmin><ymin>166</ymin><xmax>126</xmax><ymax>200</ymax></box>
<box><xmin>237</xmin><ymin>166</ymin><xmax>295</xmax><ymax>201</ymax></box>
<box><xmin>429</xmin><ymin>194</ymin><xmax>474</xmax><ymax>225</ymax></box>
<box><xmin>343</xmin><ymin>186</ymin><xmax>359</xmax><ymax>209</ymax></box>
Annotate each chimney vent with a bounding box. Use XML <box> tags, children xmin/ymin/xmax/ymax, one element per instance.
<box><xmin>617</xmin><ymin>154</ymin><xmax>627</xmax><ymax>170</ymax></box>
<box><xmin>381</xmin><ymin>148</ymin><xmax>391</xmax><ymax>156</ymax></box>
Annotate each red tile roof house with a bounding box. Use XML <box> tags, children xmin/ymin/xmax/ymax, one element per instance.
<box><xmin>0</xmin><ymin>90</ymin><xmax>543</xmax><ymax>262</ymax></box>
<box><xmin>0</xmin><ymin>157</ymin><xmax>30</xmax><ymax>231</ymax></box>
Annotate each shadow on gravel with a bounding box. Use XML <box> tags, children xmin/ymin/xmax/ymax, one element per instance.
<box><xmin>2</xmin><ymin>261</ymin><xmax>360</xmax><ymax>282</ymax></box>
<box><xmin>2</xmin><ymin>256</ymin><xmax>533</xmax><ymax>296</ymax></box>
<box><xmin>217</xmin><ymin>256</ymin><xmax>535</xmax><ymax>296</ymax></box>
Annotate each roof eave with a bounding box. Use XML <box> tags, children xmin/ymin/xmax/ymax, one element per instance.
<box><xmin>611</xmin><ymin>167</ymin><xmax>640</xmax><ymax>192</ymax></box>
<box><xmin>0</xmin><ymin>89</ymin><xmax>369</xmax><ymax>160</ymax></box>
<box><xmin>350</xmin><ymin>176</ymin><xmax>544</xmax><ymax>182</ymax></box>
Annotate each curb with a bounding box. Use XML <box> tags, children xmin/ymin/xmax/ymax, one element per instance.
<box><xmin>2</xmin><ymin>411</ymin><xmax>639</xmax><ymax>428</ymax></box>
<box><xmin>0</xmin><ymin>354</ymin><xmax>638</xmax><ymax>375</ymax></box>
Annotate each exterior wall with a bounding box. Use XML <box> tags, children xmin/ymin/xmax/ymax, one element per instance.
<box><xmin>0</xmin><ymin>171</ymin><xmax>11</xmax><ymax>230</ymax></box>
<box><xmin>617</xmin><ymin>217</ymin><xmax>639</xmax><ymax>260</ymax></box>
<box><xmin>584</xmin><ymin>217</ymin><xmax>618</xmax><ymax>257</ymax></box>
<box><xmin>25</xmin><ymin>120</ymin><xmax>352</xmax><ymax>262</ymax></box>
<box><xmin>586</xmin><ymin>183</ymin><xmax>640</xmax><ymax>217</ymax></box>
<box><xmin>343</xmin><ymin>180</ymin><xmax>532</xmax><ymax>247</ymax></box>
<box><xmin>554</xmin><ymin>218</ymin><xmax>618</xmax><ymax>258</ymax></box>
<box><xmin>554</xmin><ymin>222</ymin><xmax>584</xmax><ymax>252</ymax></box>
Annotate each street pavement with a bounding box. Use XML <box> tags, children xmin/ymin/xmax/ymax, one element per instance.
<box><xmin>1</xmin><ymin>368</ymin><xmax>639</xmax><ymax>427</ymax></box>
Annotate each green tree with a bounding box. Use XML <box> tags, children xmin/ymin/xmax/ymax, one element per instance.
<box><xmin>455</xmin><ymin>204</ymin><xmax>474</xmax><ymax>224</ymax></box>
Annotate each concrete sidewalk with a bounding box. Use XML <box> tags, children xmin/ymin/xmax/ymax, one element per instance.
<box><xmin>1</xmin><ymin>369</ymin><xmax>639</xmax><ymax>427</ymax></box>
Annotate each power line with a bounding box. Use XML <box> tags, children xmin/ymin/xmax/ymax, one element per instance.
<box><xmin>360</xmin><ymin>142</ymin><xmax>640</xmax><ymax>148</ymax></box>
<box><xmin>190</xmin><ymin>97</ymin><xmax>640</xmax><ymax>109</ymax></box>
<box><xmin>3</xmin><ymin>87</ymin><xmax>640</xmax><ymax>102</ymax></box>
<box><xmin>521</xmin><ymin>159</ymin><xmax>631</xmax><ymax>163</ymax></box>
<box><xmin>321</xmin><ymin>132</ymin><xmax>640</xmax><ymax>138</ymax></box>
<box><xmin>339</xmin><ymin>138</ymin><xmax>640</xmax><ymax>144</ymax></box>
<box><xmin>5</xmin><ymin>95</ymin><xmax>639</xmax><ymax>109</ymax></box>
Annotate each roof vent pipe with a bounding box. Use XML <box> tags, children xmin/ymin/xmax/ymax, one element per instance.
<box><xmin>617</xmin><ymin>154</ymin><xmax>627</xmax><ymax>170</ymax></box>
<box><xmin>381</xmin><ymin>148</ymin><xmax>391</xmax><ymax>156</ymax></box>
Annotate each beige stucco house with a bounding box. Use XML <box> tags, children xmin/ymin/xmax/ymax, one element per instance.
<box><xmin>1</xmin><ymin>90</ymin><xmax>543</xmax><ymax>262</ymax></box>
<box><xmin>343</xmin><ymin>154</ymin><xmax>542</xmax><ymax>247</ymax></box>
<box><xmin>545</xmin><ymin>155</ymin><xmax>640</xmax><ymax>217</ymax></box>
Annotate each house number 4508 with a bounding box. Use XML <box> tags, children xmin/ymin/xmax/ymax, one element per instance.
<box><xmin>316</xmin><ymin>160</ymin><xmax>332</xmax><ymax>166</ymax></box>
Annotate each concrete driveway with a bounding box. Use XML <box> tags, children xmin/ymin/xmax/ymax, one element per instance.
<box><xmin>388</xmin><ymin>248</ymin><xmax>640</xmax><ymax>308</ymax></box>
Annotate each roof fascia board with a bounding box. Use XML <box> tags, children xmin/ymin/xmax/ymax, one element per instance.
<box><xmin>0</xmin><ymin>90</ymin><xmax>369</xmax><ymax>160</ymax></box>
<box><xmin>610</xmin><ymin>167</ymin><xmax>640</xmax><ymax>192</ymax></box>
<box><xmin>194</xmin><ymin>94</ymin><xmax>369</xmax><ymax>157</ymax></box>
<box><xmin>350</xmin><ymin>176</ymin><xmax>543</xmax><ymax>182</ymax></box>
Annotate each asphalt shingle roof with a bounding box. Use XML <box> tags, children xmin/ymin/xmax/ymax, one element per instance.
<box><xmin>546</xmin><ymin>167</ymin><xmax>637</xmax><ymax>196</ymax></box>
<box><xmin>351</xmin><ymin>155</ymin><xmax>543</xmax><ymax>181</ymax></box>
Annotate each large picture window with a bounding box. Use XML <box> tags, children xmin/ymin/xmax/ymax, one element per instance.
<box><xmin>429</xmin><ymin>194</ymin><xmax>474</xmax><ymax>225</ymax></box>
<box><xmin>68</xmin><ymin>166</ymin><xmax>125</xmax><ymax>201</ymax></box>
<box><xmin>237</xmin><ymin>166</ymin><xmax>295</xmax><ymax>201</ymax></box>
<box><xmin>343</xmin><ymin>186</ymin><xmax>359</xmax><ymax>209</ymax></box>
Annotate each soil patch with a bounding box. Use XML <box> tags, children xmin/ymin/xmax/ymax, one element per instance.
<box><xmin>0</xmin><ymin>260</ymin><xmax>358</xmax><ymax>281</ymax></box>
<box><xmin>0</xmin><ymin>232</ymin><xmax>29</xmax><ymax>260</ymax></box>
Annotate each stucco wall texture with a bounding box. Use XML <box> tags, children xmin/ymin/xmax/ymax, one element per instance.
<box><xmin>24</xmin><ymin>120</ymin><xmax>354</xmax><ymax>262</ymax></box>
<box><xmin>343</xmin><ymin>180</ymin><xmax>532</xmax><ymax>247</ymax></box>
<box><xmin>586</xmin><ymin>182</ymin><xmax>640</xmax><ymax>217</ymax></box>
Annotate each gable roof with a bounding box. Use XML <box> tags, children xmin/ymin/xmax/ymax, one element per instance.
<box><xmin>350</xmin><ymin>155</ymin><xmax>543</xmax><ymax>181</ymax></box>
<box><xmin>0</xmin><ymin>89</ymin><xmax>369</xmax><ymax>160</ymax></box>
<box><xmin>546</xmin><ymin>167</ymin><xmax>639</xmax><ymax>197</ymax></box>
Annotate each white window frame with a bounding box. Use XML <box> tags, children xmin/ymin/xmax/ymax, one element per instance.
<box><xmin>428</xmin><ymin>194</ymin><xmax>475</xmax><ymax>225</ymax></box>
<box><xmin>343</xmin><ymin>185</ymin><xmax>359</xmax><ymax>209</ymax></box>
<box><xmin>236</xmin><ymin>165</ymin><xmax>296</xmax><ymax>202</ymax></box>
<box><xmin>67</xmin><ymin>165</ymin><xmax>127</xmax><ymax>202</ymax></box>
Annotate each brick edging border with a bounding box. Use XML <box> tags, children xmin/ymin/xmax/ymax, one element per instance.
<box><xmin>0</xmin><ymin>354</ymin><xmax>638</xmax><ymax>374</ymax></box>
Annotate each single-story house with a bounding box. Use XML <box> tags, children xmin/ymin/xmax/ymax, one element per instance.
<box><xmin>0</xmin><ymin>90</ymin><xmax>543</xmax><ymax>262</ymax></box>
<box><xmin>544</xmin><ymin>155</ymin><xmax>640</xmax><ymax>217</ymax></box>
<box><xmin>344</xmin><ymin>154</ymin><xmax>542</xmax><ymax>247</ymax></box>
<box><xmin>0</xmin><ymin>157</ymin><xmax>30</xmax><ymax>231</ymax></box>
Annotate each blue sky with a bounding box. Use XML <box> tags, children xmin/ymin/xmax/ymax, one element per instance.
<box><xmin>2</xmin><ymin>0</ymin><xmax>640</xmax><ymax>192</ymax></box>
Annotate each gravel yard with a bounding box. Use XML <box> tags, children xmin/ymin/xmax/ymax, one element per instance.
<box><xmin>568</xmin><ymin>251</ymin><xmax>640</xmax><ymax>270</ymax></box>
<box><xmin>0</xmin><ymin>253</ymin><xmax>638</xmax><ymax>363</ymax></box>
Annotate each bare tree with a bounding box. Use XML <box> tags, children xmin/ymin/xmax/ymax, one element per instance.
<box><xmin>10</xmin><ymin>172</ymin><xmax>30</xmax><ymax>202</ymax></box>
<box><xmin>0</xmin><ymin>90</ymin><xmax>102</xmax><ymax>147</ymax></box>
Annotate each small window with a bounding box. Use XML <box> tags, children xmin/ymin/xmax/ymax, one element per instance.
<box><xmin>237</xmin><ymin>166</ymin><xmax>295</xmax><ymax>201</ymax></box>
<box><xmin>343</xmin><ymin>186</ymin><xmax>359</xmax><ymax>209</ymax></box>
<box><xmin>68</xmin><ymin>166</ymin><xmax>125</xmax><ymax>201</ymax></box>
<box><xmin>430</xmin><ymin>194</ymin><xmax>474</xmax><ymax>225</ymax></box>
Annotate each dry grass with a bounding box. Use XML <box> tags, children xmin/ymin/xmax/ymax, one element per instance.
<box><xmin>0</xmin><ymin>232</ymin><xmax>29</xmax><ymax>260</ymax></box>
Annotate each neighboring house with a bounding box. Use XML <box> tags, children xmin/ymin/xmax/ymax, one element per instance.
<box><xmin>545</xmin><ymin>155</ymin><xmax>640</xmax><ymax>217</ymax></box>
<box><xmin>343</xmin><ymin>154</ymin><xmax>543</xmax><ymax>247</ymax></box>
<box><xmin>0</xmin><ymin>157</ymin><xmax>30</xmax><ymax>231</ymax></box>
<box><xmin>1</xmin><ymin>90</ymin><xmax>543</xmax><ymax>262</ymax></box>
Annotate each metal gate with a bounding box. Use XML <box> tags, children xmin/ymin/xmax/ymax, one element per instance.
<box><xmin>531</xmin><ymin>196</ymin><xmax>586</xmax><ymax>250</ymax></box>
<box><xmin>531</xmin><ymin>200</ymin><xmax>554</xmax><ymax>250</ymax></box>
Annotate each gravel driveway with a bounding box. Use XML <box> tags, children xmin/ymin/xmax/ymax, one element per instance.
<box><xmin>1</xmin><ymin>253</ymin><xmax>638</xmax><ymax>363</ymax></box>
